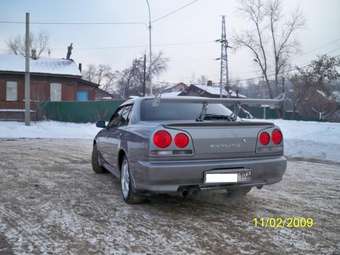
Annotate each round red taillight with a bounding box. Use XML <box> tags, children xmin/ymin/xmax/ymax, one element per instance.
<box><xmin>174</xmin><ymin>133</ymin><xmax>189</xmax><ymax>148</ymax></box>
<box><xmin>153</xmin><ymin>130</ymin><xmax>172</xmax><ymax>148</ymax></box>
<box><xmin>259</xmin><ymin>132</ymin><xmax>270</xmax><ymax>145</ymax></box>
<box><xmin>272</xmin><ymin>129</ymin><xmax>283</xmax><ymax>145</ymax></box>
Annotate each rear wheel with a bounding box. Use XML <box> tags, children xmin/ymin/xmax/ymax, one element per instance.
<box><xmin>91</xmin><ymin>144</ymin><xmax>108</xmax><ymax>174</ymax></box>
<box><xmin>226</xmin><ymin>187</ymin><xmax>252</xmax><ymax>197</ymax></box>
<box><xmin>120</xmin><ymin>156</ymin><xmax>145</xmax><ymax>204</ymax></box>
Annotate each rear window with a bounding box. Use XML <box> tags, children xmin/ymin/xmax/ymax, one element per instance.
<box><xmin>141</xmin><ymin>100</ymin><xmax>233</xmax><ymax>121</ymax></box>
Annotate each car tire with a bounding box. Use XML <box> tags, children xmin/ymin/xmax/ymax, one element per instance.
<box><xmin>91</xmin><ymin>144</ymin><xmax>108</xmax><ymax>174</ymax></box>
<box><xmin>120</xmin><ymin>156</ymin><xmax>145</xmax><ymax>204</ymax></box>
<box><xmin>226</xmin><ymin>187</ymin><xmax>252</xmax><ymax>197</ymax></box>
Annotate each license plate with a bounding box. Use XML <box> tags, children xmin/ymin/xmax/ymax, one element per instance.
<box><xmin>204</xmin><ymin>169</ymin><xmax>252</xmax><ymax>184</ymax></box>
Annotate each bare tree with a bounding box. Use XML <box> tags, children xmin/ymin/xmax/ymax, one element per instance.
<box><xmin>290</xmin><ymin>55</ymin><xmax>340</xmax><ymax>119</ymax></box>
<box><xmin>82</xmin><ymin>64</ymin><xmax>119</xmax><ymax>93</ymax></box>
<box><xmin>83</xmin><ymin>65</ymin><xmax>97</xmax><ymax>83</ymax></box>
<box><xmin>96</xmin><ymin>65</ymin><xmax>112</xmax><ymax>85</ymax></box>
<box><xmin>7</xmin><ymin>31</ymin><xmax>49</xmax><ymax>58</ymax></box>
<box><xmin>196</xmin><ymin>75</ymin><xmax>208</xmax><ymax>85</ymax></box>
<box><xmin>82</xmin><ymin>52</ymin><xmax>168</xmax><ymax>96</ymax></box>
<box><xmin>234</xmin><ymin>0</ymin><xmax>304</xmax><ymax>98</ymax></box>
<box><xmin>117</xmin><ymin>52</ymin><xmax>169</xmax><ymax>98</ymax></box>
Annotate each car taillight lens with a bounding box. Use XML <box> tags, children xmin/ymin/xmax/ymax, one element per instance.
<box><xmin>272</xmin><ymin>129</ymin><xmax>283</xmax><ymax>144</ymax></box>
<box><xmin>153</xmin><ymin>130</ymin><xmax>172</xmax><ymax>148</ymax></box>
<box><xmin>259</xmin><ymin>132</ymin><xmax>270</xmax><ymax>145</ymax></box>
<box><xmin>174</xmin><ymin>133</ymin><xmax>189</xmax><ymax>148</ymax></box>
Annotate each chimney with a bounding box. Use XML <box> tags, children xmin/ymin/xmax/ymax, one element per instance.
<box><xmin>207</xmin><ymin>80</ymin><xmax>212</xmax><ymax>86</ymax></box>
<box><xmin>78</xmin><ymin>63</ymin><xmax>82</xmax><ymax>73</ymax></box>
<box><xmin>31</xmin><ymin>49</ymin><xmax>37</xmax><ymax>60</ymax></box>
<box><xmin>66</xmin><ymin>43</ymin><xmax>73</xmax><ymax>60</ymax></box>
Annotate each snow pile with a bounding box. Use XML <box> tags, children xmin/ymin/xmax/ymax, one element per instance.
<box><xmin>259</xmin><ymin>119</ymin><xmax>340</xmax><ymax>163</ymax></box>
<box><xmin>0</xmin><ymin>121</ymin><xmax>99</xmax><ymax>139</ymax></box>
<box><xmin>0</xmin><ymin>54</ymin><xmax>81</xmax><ymax>77</ymax></box>
<box><xmin>0</xmin><ymin>119</ymin><xmax>339</xmax><ymax>163</ymax></box>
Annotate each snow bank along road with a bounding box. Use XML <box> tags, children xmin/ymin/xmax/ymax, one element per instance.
<box><xmin>0</xmin><ymin>139</ymin><xmax>339</xmax><ymax>255</ymax></box>
<box><xmin>0</xmin><ymin>119</ymin><xmax>339</xmax><ymax>163</ymax></box>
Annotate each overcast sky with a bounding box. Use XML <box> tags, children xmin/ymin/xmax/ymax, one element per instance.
<box><xmin>0</xmin><ymin>0</ymin><xmax>339</xmax><ymax>84</ymax></box>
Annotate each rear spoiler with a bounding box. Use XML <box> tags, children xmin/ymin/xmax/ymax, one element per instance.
<box><xmin>151</xmin><ymin>96</ymin><xmax>282</xmax><ymax>120</ymax></box>
<box><xmin>155</xmin><ymin>97</ymin><xmax>282</xmax><ymax>106</ymax></box>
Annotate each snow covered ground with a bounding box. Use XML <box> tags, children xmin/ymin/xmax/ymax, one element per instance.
<box><xmin>263</xmin><ymin>119</ymin><xmax>340</xmax><ymax>163</ymax></box>
<box><xmin>0</xmin><ymin>121</ymin><xmax>100</xmax><ymax>139</ymax></box>
<box><xmin>0</xmin><ymin>120</ymin><xmax>339</xmax><ymax>163</ymax></box>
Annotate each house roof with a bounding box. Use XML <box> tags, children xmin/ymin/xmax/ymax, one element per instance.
<box><xmin>95</xmin><ymin>87</ymin><xmax>115</xmax><ymax>98</ymax></box>
<box><xmin>0</xmin><ymin>54</ymin><xmax>81</xmax><ymax>77</ymax></box>
<box><xmin>192</xmin><ymin>84</ymin><xmax>246</xmax><ymax>98</ymax></box>
<box><xmin>161</xmin><ymin>91</ymin><xmax>182</xmax><ymax>97</ymax></box>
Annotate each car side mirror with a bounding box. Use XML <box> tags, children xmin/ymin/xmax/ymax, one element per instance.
<box><xmin>96</xmin><ymin>120</ymin><xmax>106</xmax><ymax>128</ymax></box>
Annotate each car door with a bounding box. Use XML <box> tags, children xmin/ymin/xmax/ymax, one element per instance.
<box><xmin>99</xmin><ymin>105</ymin><xmax>132</xmax><ymax>173</ymax></box>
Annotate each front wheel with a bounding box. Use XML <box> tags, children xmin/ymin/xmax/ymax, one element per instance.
<box><xmin>120</xmin><ymin>157</ymin><xmax>145</xmax><ymax>204</ymax></box>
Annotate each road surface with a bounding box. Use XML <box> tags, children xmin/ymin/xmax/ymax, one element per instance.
<box><xmin>0</xmin><ymin>139</ymin><xmax>339</xmax><ymax>255</ymax></box>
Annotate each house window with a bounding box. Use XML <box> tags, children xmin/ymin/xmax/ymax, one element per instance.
<box><xmin>76</xmin><ymin>91</ymin><xmax>89</xmax><ymax>101</ymax></box>
<box><xmin>6</xmin><ymin>81</ymin><xmax>18</xmax><ymax>101</ymax></box>
<box><xmin>50</xmin><ymin>83</ymin><xmax>62</xmax><ymax>101</ymax></box>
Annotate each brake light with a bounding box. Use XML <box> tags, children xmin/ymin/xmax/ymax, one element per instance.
<box><xmin>174</xmin><ymin>133</ymin><xmax>189</xmax><ymax>148</ymax></box>
<box><xmin>272</xmin><ymin>129</ymin><xmax>283</xmax><ymax>144</ymax></box>
<box><xmin>153</xmin><ymin>130</ymin><xmax>172</xmax><ymax>148</ymax></box>
<box><xmin>259</xmin><ymin>132</ymin><xmax>270</xmax><ymax>145</ymax></box>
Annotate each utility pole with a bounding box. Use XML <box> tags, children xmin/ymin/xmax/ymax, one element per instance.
<box><xmin>146</xmin><ymin>0</ymin><xmax>153</xmax><ymax>96</ymax></box>
<box><xmin>216</xmin><ymin>16</ymin><xmax>230</xmax><ymax>98</ymax></box>
<box><xmin>24</xmin><ymin>12</ymin><xmax>31</xmax><ymax>126</ymax></box>
<box><xmin>143</xmin><ymin>53</ymin><xmax>147</xmax><ymax>96</ymax></box>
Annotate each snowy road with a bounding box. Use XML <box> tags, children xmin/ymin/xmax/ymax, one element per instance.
<box><xmin>0</xmin><ymin>139</ymin><xmax>339</xmax><ymax>255</ymax></box>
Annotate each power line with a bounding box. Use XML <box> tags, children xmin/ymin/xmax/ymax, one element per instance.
<box><xmin>152</xmin><ymin>0</ymin><xmax>199</xmax><ymax>23</ymax></box>
<box><xmin>37</xmin><ymin>40</ymin><xmax>215</xmax><ymax>51</ymax></box>
<box><xmin>233</xmin><ymin>42</ymin><xmax>340</xmax><ymax>81</ymax></box>
<box><xmin>324</xmin><ymin>46</ymin><xmax>340</xmax><ymax>55</ymax></box>
<box><xmin>233</xmin><ymin>53</ymin><xmax>340</xmax><ymax>83</ymax></box>
<box><xmin>0</xmin><ymin>20</ymin><xmax>145</xmax><ymax>25</ymax></box>
<box><xmin>298</xmin><ymin>37</ymin><xmax>340</xmax><ymax>56</ymax></box>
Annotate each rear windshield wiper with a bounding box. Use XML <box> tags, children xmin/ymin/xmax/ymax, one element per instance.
<box><xmin>200</xmin><ymin>114</ymin><xmax>235</xmax><ymax>121</ymax></box>
<box><xmin>195</xmin><ymin>102</ymin><xmax>236</xmax><ymax>122</ymax></box>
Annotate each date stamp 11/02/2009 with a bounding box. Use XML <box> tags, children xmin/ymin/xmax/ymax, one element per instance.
<box><xmin>252</xmin><ymin>217</ymin><xmax>315</xmax><ymax>228</ymax></box>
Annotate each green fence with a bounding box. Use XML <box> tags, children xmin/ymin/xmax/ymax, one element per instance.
<box><xmin>240</xmin><ymin>106</ymin><xmax>319</xmax><ymax>121</ymax></box>
<box><xmin>39</xmin><ymin>100</ymin><xmax>124</xmax><ymax>123</ymax></box>
<box><xmin>39</xmin><ymin>100</ymin><xmax>320</xmax><ymax>123</ymax></box>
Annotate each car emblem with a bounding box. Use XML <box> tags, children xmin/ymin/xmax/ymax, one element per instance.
<box><xmin>242</xmin><ymin>138</ymin><xmax>247</xmax><ymax>143</ymax></box>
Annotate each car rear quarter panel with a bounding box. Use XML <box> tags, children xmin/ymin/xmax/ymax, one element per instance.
<box><xmin>123</xmin><ymin>125</ymin><xmax>154</xmax><ymax>179</ymax></box>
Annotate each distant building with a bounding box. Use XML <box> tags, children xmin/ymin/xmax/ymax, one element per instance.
<box><xmin>162</xmin><ymin>82</ymin><xmax>188</xmax><ymax>92</ymax></box>
<box><xmin>0</xmin><ymin>54</ymin><xmax>111</xmax><ymax>120</ymax></box>
<box><xmin>179</xmin><ymin>83</ymin><xmax>246</xmax><ymax>98</ymax></box>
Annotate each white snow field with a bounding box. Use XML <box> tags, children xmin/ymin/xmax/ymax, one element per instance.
<box><xmin>259</xmin><ymin>119</ymin><xmax>340</xmax><ymax>163</ymax></box>
<box><xmin>0</xmin><ymin>121</ymin><xmax>100</xmax><ymax>139</ymax></box>
<box><xmin>0</xmin><ymin>119</ymin><xmax>339</xmax><ymax>163</ymax></box>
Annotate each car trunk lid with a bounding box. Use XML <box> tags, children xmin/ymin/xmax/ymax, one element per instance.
<box><xmin>164</xmin><ymin>121</ymin><xmax>274</xmax><ymax>159</ymax></box>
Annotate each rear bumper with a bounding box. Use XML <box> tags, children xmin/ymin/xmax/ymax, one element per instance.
<box><xmin>132</xmin><ymin>156</ymin><xmax>287</xmax><ymax>193</ymax></box>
